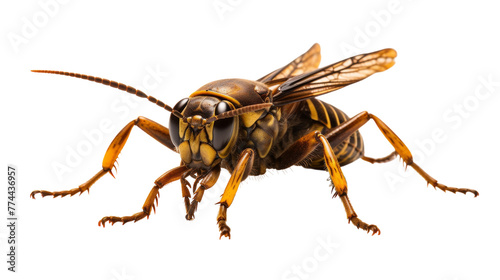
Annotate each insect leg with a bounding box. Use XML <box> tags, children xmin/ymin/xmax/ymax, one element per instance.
<box><xmin>367</xmin><ymin>114</ymin><xmax>478</xmax><ymax>196</ymax></box>
<box><xmin>310</xmin><ymin>112</ymin><xmax>477</xmax><ymax>196</ymax></box>
<box><xmin>276</xmin><ymin>111</ymin><xmax>478</xmax><ymax>234</ymax></box>
<box><xmin>279</xmin><ymin>111</ymin><xmax>478</xmax><ymax>196</ymax></box>
<box><xmin>319</xmin><ymin>112</ymin><xmax>478</xmax><ymax>195</ymax></box>
<box><xmin>217</xmin><ymin>148</ymin><xmax>255</xmax><ymax>239</ymax></box>
<box><xmin>186</xmin><ymin>165</ymin><xmax>221</xmax><ymax>220</ymax></box>
<box><xmin>361</xmin><ymin>151</ymin><xmax>398</xmax><ymax>164</ymax></box>
<box><xmin>31</xmin><ymin>116</ymin><xmax>176</xmax><ymax>199</ymax></box>
<box><xmin>315</xmin><ymin>132</ymin><xmax>380</xmax><ymax>235</ymax></box>
<box><xmin>99</xmin><ymin>165</ymin><xmax>190</xmax><ymax>226</ymax></box>
<box><xmin>275</xmin><ymin>127</ymin><xmax>380</xmax><ymax>234</ymax></box>
<box><xmin>180</xmin><ymin>171</ymin><xmax>193</xmax><ymax>219</ymax></box>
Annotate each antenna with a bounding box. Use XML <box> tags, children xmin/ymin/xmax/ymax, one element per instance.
<box><xmin>31</xmin><ymin>70</ymin><xmax>183</xmax><ymax>119</ymax></box>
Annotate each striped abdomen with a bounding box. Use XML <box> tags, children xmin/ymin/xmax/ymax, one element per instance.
<box><xmin>303</xmin><ymin>98</ymin><xmax>364</xmax><ymax>167</ymax></box>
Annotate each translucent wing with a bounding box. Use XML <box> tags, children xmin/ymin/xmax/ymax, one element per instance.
<box><xmin>258</xmin><ymin>43</ymin><xmax>321</xmax><ymax>84</ymax></box>
<box><xmin>273</xmin><ymin>48</ymin><xmax>397</xmax><ymax>106</ymax></box>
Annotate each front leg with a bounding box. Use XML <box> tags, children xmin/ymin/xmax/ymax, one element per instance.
<box><xmin>185</xmin><ymin>165</ymin><xmax>221</xmax><ymax>220</ymax></box>
<box><xmin>31</xmin><ymin>116</ymin><xmax>177</xmax><ymax>199</ymax></box>
<box><xmin>99</xmin><ymin>165</ymin><xmax>190</xmax><ymax>226</ymax></box>
<box><xmin>217</xmin><ymin>148</ymin><xmax>255</xmax><ymax>239</ymax></box>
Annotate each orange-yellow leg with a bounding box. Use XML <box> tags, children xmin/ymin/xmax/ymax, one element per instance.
<box><xmin>217</xmin><ymin>148</ymin><xmax>255</xmax><ymax>239</ymax></box>
<box><xmin>328</xmin><ymin>112</ymin><xmax>478</xmax><ymax>196</ymax></box>
<box><xmin>275</xmin><ymin>111</ymin><xmax>478</xmax><ymax>235</ymax></box>
<box><xmin>316</xmin><ymin>132</ymin><xmax>380</xmax><ymax>235</ymax></box>
<box><xmin>366</xmin><ymin>114</ymin><xmax>478</xmax><ymax>196</ymax></box>
<box><xmin>30</xmin><ymin>116</ymin><xmax>176</xmax><ymax>199</ymax></box>
<box><xmin>185</xmin><ymin>165</ymin><xmax>221</xmax><ymax>220</ymax></box>
<box><xmin>30</xmin><ymin>169</ymin><xmax>108</xmax><ymax>198</ymax></box>
<box><xmin>99</xmin><ymin>165</ymin><xmax>190</xmax><ymax>226</ymax></box>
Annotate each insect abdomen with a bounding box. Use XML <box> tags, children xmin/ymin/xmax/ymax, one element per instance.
<box><xmin>304</xmin><ymin>98</ymin><xmax>364</xmax><ymax>167</ymax></box>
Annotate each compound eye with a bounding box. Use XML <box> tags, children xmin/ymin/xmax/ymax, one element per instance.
<box><xmin>212</xmin><ymin>101</ymin><xmax>235</xmax><ymax>151</ymax></box>
<box><xmin>169</xmin><ymin>98</ymin><xmax>189</xmax><ymax>147</ymax></box>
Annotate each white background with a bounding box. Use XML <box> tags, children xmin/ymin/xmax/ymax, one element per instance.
<box><xmin>1</xmin><ymin>1</ymin><xmax>500</xmax><ymax>279</ymax></box>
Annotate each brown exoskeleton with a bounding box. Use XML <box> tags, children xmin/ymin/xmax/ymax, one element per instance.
<box><xmin>31</xmin><ymin>43</ymin><xmax>478</xmax><ymax>238</ymax></box>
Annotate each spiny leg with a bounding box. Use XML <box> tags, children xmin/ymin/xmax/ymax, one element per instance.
<box><xmin>30</xmin><ymin>116</ymin><xmax>176</xmax><ymax>199</ymax></box>
<box><xmin>318</xmin><ymin>111</ymin><xmax>478</xmax><ymax>196</ymax></box>
<box><xmin>368</xmin><ymin>114</ymin><xmax>478</xmax><ymax>196</ymax></box>
<box><xmin>186</xmin><ymin>165</ymin><xmax>221</xmax><ymax>220</ymax></box>
<box><xmin>316</xmin><ymin>132</ymin><xmax>380</xmax><ymax>235</ymax></box>
<box><xmin>276</xmin><ymin>129</ymin><xmax>380</xmax><ymax>234</ymax></box>
<box><xmin>275</xmin><ymin>111</ymin><xmax>478</xmax><ymax>234</ymax></box>
<box><xmin>180</xmin><ymin>170</ymin><xmax>193</xmax><ymax>219</ymax></box>
<box><xmin>217</xmin><ymin>205</ymin><xmax>229</xmax><ymax>239</ymax></box>
<box><xmin>217</xmin><ymin>148</ymin><xmax>255</xmax><ymax>239</ymax></box>
<box><xmin>30</xmin><ymin>170</ymin><xmax>107</xmax><ymax>198</ymax></box>
<box><xmin>99</xmin><ymin>165</ymin><xmax>190</xmax><ymax>226</ymax></box>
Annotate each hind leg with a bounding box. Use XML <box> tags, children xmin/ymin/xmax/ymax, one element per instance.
<box><xmin>275</xmin><ymin>111</ymin><xmax>478</xmax><ymax>234</ymax></box>
<box><xmin>366</xmin><ymin>114</ymin><xmax>478</xmax><ymax>196</ymax></box>
<box><xmin>362</xmin><ymin>151</ymin><xmax>398</xmax><ymax>164</ymax></box>
<box><xmin>280</xmin><ymin>111</ymin><xmax>478</xmax><ymax>196</ymax></box>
